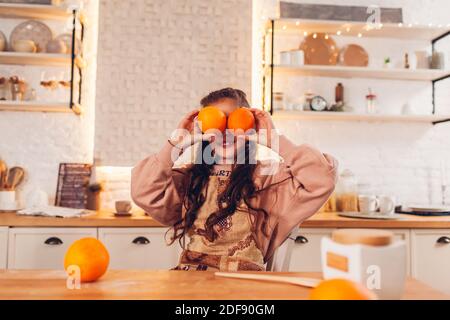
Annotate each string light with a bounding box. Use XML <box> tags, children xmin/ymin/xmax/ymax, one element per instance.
<box><xmin>324</xmin><ymin>34</ymin><xmax>329</xmax><ymax>39</ymax></box>
<box><xmin>313</xmin><ymin>33</ymin><xmax>317</xmax><ymax>39</ymax></box>
<box><xmin>282</xmin><ymin>25</ymin><xmax>287</xmax><ymax>30</ymax></box>
<box><xmin>295</xmin><ymin>21</ymin><xmax>300</xmax><ymax>26</ymax></box>
<box><xmin>336</xmin><ymin>30</ymin><xmax>342</xmax><ymax>35</ymax></box>
<box><xmin>398</xmin><ymin>23</ymin><xmax>403</xmax><ymax>27</ymax></box>
<box><xmin>358</xmin><ymin>33</ymin><xmax>363</xmax><ymax>38</ymax></box>
<box><xmin>346</xmin><ymin>27</ymin><xmax>351</xmax><ymax>32</ymax></box>
<box><xmin>303</xmin><ymin>31</ymin><xmax>308</xmax><ymax>36</ymax></box>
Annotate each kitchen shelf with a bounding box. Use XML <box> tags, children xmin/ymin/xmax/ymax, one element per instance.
<box><xmin>0</xmin><ymin>52</ymin><xmax>71</xmax><ymax>67</ymax></box>
<box><xmin>272</xmin><ymin>110</ymin><xmax>450</xmax><ymax>124</ymax></box>
<box><xmin>268</xmin><ymin>64</ymin><xmax>450</xmax><ymax>81</ymax></box>
<box><xmin>263</xmin><ymin>18</ymin><xmax>450</xmax><ymax>124</ymax></box>
<box><xmin>269</xmin><ymin>18</ymin><xmax>450</xmax><ymax>41</ymax></box>
<box><xmin>0</xmin><ymin>101</ymin><xmax>81</xmax><ymax>114</ymax></box>
<box><xmin>0</xmin><ymin>3</ymin><xmax>70</xmax><ymax>20</ymax></box>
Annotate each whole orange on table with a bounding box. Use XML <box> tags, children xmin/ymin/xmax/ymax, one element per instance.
<box><xmin>227</xmin><ymin>108</ymin><xmax>255</xmax><ymax>132</ymax></box>
<box><xmin>197</xmin><ymin>106</ymin><xmax>227</xmax><ymax>133</ymax></box>
<box><xmin>309</xmin><ymin>278</ymin><xmax>377</xmax><ymax>300</ymax></box>
<box><xmin>64</xmin><ymin>237</ymin><xmax>110</xmax><ymax>283</ymax></box>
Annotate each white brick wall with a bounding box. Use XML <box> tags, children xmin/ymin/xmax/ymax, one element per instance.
<box><xmin>0</xmin><ymin>0</ymin><xmax>99</xmax><ymax>205</ymax></box>
<box><xmin>94</xmin><ymin>0</ymin><xmax>252</xmax><ymax>166</ymax></box>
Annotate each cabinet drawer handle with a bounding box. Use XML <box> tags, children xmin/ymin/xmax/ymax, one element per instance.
<box><xmin>437</xmin><ymin>236</ymin><xmax>450</xmax><ymax>244</ymax></box>
<box><xmin>44</xmin><ymin>237</ymin><xmax>63</xmax><ymax>246</ymax></box>
<box><xmin>132</xmin><ymin>236</ymin><xmax>150</xmax><ymax>245</ymax></box>
<box><xmin>294</xmin><ymin>236</ymin><xmax>309</xmax><ymax>244</ymax></box>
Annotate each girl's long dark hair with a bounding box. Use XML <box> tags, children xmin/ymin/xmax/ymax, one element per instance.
<box><xmin>168</xmin><ymin>88</ymin><xmax>270</xmax><ymax>247</ymax></box>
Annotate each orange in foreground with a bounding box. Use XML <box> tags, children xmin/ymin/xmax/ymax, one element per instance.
<box><xmin>309</xmin><ymin>278</ymin><xmax>377</xmax><ymax>300</ymax></box>
<box><xmin>227</xmin><ymin>108</ymin><xmax>255</xmax><ymax>132</ymax></box>
<box><xmin>64</xmin><ymin>238</ymin><xmax>110</xmax><ymax>283</ymax></box>
<box><xmin>198</xmin><ymin>106</ymin><xmax>227</xmax><ymax>133</ymax></box>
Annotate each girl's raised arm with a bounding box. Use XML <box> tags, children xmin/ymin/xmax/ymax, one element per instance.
<box><xmin>131</xmin><ymin>110</ymin><xmax>200</xmax><ymax>226</ymax></box>
<box><xmin>131</xmin><ymin>142</ymin><xmax>186</xmax><ymax>226</ymax></box>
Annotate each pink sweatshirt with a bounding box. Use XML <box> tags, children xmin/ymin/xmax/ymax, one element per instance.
<box><xmin>131</xmin><ymin>135</ymin><xmax>338</xmax><ymax>262</ymax></box>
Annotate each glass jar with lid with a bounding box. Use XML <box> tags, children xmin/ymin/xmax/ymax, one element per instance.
<box><xmin>336</xmin><ymin>169</ymin><xmax>359</xmax><ymax>212</ymax></box>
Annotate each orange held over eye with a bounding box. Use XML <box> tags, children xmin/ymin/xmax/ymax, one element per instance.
<box><xmin>309</xmin><ymin>278</ymin><xmax>377</xmax><ymax>300</ymax></box>
<box><xmin>197</xmin><ymin>106</ymin><xmax>227</xmax><ymax>133</ymax></box>
<box><xmin>64</xmin><ymin>238</ymin><xmax>109</xmax><ymax>283</ymax></box>
<box><xmin>227</xmin><ymin>108</ymin><xmax>255</xmax><ymax>132</ymax></box>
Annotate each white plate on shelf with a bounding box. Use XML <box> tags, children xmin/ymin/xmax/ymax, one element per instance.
<box><xmin>338</xmin><ymin>212</ymin><xmax>403</xmax><ymax>220</ymax></box>
<box><xmin>10</xmin><ymin>20</ymin><xmax>53</xmax><ymax>53</ymax></box>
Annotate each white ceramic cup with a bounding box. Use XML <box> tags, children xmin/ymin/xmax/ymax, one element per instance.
<box><xmin>290</xmin><ymin>50</ymin><xmax>304</xmax><ymax>66</ymax></box>
<box><xmin>280</xmin><ymin>51</ymin><xmax>291</xmax><ymax>65</ymax></box>
<box><xmin>358</xmin><ymin>195</ymin><xmax>379</xmax><ymax>215</ymax></box>
<box><xmin>379</xmin><ymin>195</ymin><xmax>396</xmax><ymax>215</ymax></box>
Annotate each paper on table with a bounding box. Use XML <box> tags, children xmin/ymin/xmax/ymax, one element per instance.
<box><xmin>17</xmin><ymin>206</ymin><xmax>93</xmax><ymax>218</ymax></box>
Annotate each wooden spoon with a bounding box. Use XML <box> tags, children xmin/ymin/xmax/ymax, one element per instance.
<box><xmin>215</xmin><ymin>272</ymin><xmax>321</xmax><ymax>288</ymax></box>
<box><xmin>0</xmin><ymin>160</ymin><xmax>7</xmax><ymax>190</ymax></box>
<box><xmin>6</xmin><ymin>167</ymin><xmax>25</xmax><ymax>191</ymax></box>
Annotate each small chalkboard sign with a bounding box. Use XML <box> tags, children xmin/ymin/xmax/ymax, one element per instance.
<box><xmin>55</xmin><ymin>163</ymin><xmax>92</xmax><ymax>209</ymax></box>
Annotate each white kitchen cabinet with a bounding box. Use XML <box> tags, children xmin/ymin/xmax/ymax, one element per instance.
<box><xmin>98</xmin><ymin>228</ymin><xmax>180</xmax><ymax>270</ymax></box>
<box><xmin>0</xmin><ymin>227</ymin><xmax>8</xmax><ymax>269</ymax></box>
<box><xmin>289</xmin><ymin>228</ymin><xmax>334</xmax><ymax>272</ymax></box>
<box><xmin>411</xmin><ymin>229</ymin><xmax>450</xmax><ymax>294</ymax></box>
<box><xmin>8</xmin><ymin>228</ymin><xmax>97</xmax><ymax>270</ymax></box>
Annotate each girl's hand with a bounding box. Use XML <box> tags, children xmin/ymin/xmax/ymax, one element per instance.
<box><xmin>249</xmin><ymin>108</ymin><xmax>278</xmax><ymax>148</ymax></box>
<box><xmin>170</xmin><ymin>109</ymin><xmax>213</xmax><ymax>150</ymax></box>
<box><xmin>177</xmin><ymin>109</ymin><xmax>199</xmax><ymax>132</ymax></box>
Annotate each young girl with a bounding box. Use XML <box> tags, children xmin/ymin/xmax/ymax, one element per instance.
<box><xmin>131</xmin><ymin>88</ymin><xmax>338</xmax><ymax>271</ymax></box>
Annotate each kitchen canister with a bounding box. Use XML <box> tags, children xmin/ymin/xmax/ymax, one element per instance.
<box><xmin>431</xmin><ymin>51</ymin><xmax>446</xmax><ymax>70</ymax></box>
<box><xmin>279</xmin><ymin>51</ymin><xmax>291</xmax><ymax>65</ymax></box>
<box><xmin>289</xmin><ymin>50</ymin><xmax>304</xmax><ymax>66</ymax></box>
<box><xmin>321</xmin><ymin>229</ymin><xmax>407</xmax><ymax>300</ymax></box>
<box><xmin>0</xmin><ymin>190</ymin><xmax>18</xmax><ymax>211</ymax></box>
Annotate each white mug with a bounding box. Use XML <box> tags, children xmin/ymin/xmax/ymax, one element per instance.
<box><xmin>358</xmin><ymin>195</ymin><xmax>379</xmax><ymax>215</ymax></box>
<box><xmin>379</xmin><ymin>196</ymin><xmax>396</xmax><ymax>215</ymax></box>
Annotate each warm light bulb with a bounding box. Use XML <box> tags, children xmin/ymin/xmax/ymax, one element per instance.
<box><xmin>324</xmin><ymin>34</ymin><xmax>329</xmax><ymax>39</ymax></box>
<box><xmin>346</xmin><ymin>27</ymin><xmax>351</xmax><ymax>32</ymax></box>
<box><xmin>295</xmin><ymin>21</ymin><xmax>300</xmax><ymax>26</ymax></box>
<box><xmin>282</xmin><ymin>25</ymin><xmax>287</xmax><ymax>30</ymax></box>
<box><xmin>313</xmin><ymin>33</ymin><xmax>317</xmax><ymax>39</ymax></box>
<box><xmin>358</xmin><ymin>33</ymin><xmax>362</xmax><ymax>38</ymax></box>
<box><xmin>336</xmin><ymin>30</ymin><xmax>342</xmax><ymax>35</ymax></box>
<box><xmin>303</xmin><ymin>31</ymin><xmax>308</xmax><ymax>36</ymax></box>
<box><xmin>398</xmin><ymin>23</ymin><xmax>403</xmax><ymax>27</ymax></box>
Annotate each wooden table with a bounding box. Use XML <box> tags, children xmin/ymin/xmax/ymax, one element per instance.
<box><xmin>0</xmin><ymin>270</ymin><xmax>447</xmax><ymax>300</ymax></box>
<box><xmin>1</xmin><ymin>211</ymin><xmax>450</xmax><ymax>229</ymax></box>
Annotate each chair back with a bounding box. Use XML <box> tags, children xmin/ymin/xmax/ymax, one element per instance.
<box><xmin>266</xmin><ymin>228</ymin><xmax>299</xmax><ymax>272</ymax></box>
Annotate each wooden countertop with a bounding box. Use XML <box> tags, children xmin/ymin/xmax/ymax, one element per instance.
<box><xmin>0</xmin><ymin>270</ymin><xmax>447</xmax><ymax>300</ymax></box>
<box><xmin>1</xmin><ymin>211</ymin><xmax>450</xmax><ymax>229</ymax></box>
